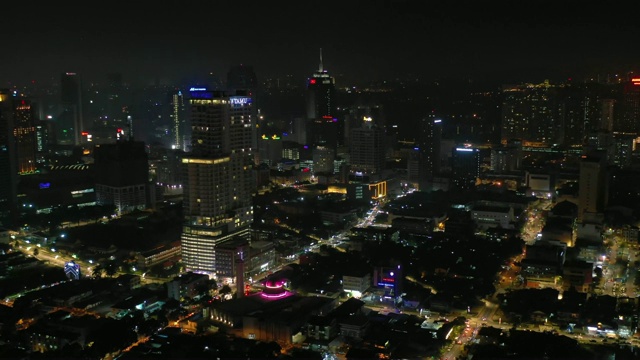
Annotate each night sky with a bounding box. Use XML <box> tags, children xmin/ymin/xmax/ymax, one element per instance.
<box><xmin>3</xmin><ymin>0</ymin><xmax>639</xmax><ymax>88</ymax></box>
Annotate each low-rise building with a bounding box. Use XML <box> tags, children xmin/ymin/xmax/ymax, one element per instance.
<box><xmin>167</xmin><ymin>272</ymin><xmax>209</xmax><ymax>301</ymax></box>
<box><xmin>342</xmin><ymin>270</ymin><xmax>372</xmax><ymax>297</ymax></box>
<box><xmin>471</xmin><ymin>205</ymin><xmax>515</xmax><ymax>230</ymax></box>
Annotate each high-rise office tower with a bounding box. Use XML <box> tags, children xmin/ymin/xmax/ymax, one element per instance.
<box><xmin>306</xmin><ymin>49</ymin><xmax>338</xmax><ymax>150</ymax></box>
<box><xmin>556</xmin><ymin>82</ymin><xmax>604</xmax><ymax>147</ymax></box>
<box><xmin>291</xmin><ymin>117</ymin><xmax>307</xmax><ymax>145</ymax></box>
<box><xmin>312</xmin><ymin>145</ymin><xmax>335</xmax><ymax>174</ymax></box>
<box><xmin>257</xmin><ymin>132</ymin><xmax>283</xmax><ymax>166</ymax></box>
<box><xmin>106</xmin><ymin>72</ymin><xmax>125</xmax><ymax>123</ymax></box>
<box><xmin>451</xmin><ymin>147</ymin><xmax>480</xmax><ymax>191</ymax></box>
<box><xmin>349</xmin><ymin>116</ymin><xmax>385</xmax><ymax>180</ymax></box>
<box><xmin>13</xmin><ymin>97</ymin><xmax>37</xmax><ymax>174</ymax></box>
<box><xmin>58</xmin><ymin>72</ymin><xmax>84</xmax><ymax>146</ymax></box>
<box><xmin>227</xmin><ymin>65</ymin><xmax>259</xmax><ymax>165</ymax></box>
<box><xmin>578</xmin><ymin>153</ymin><xmax>607</xmax><ymax>222</ymax></box>
<box><xmin>490</xmin><ymin>146</ymin><xmax>519</xmax><ymax>173</ymax></box>
<box><xmin>583</xmin><ymin>130</ymin><xmax>615</xmax><ymax>165</ymax></box>
<box><xmin>413</xmin><ymin>116</ymin><xmax>442</xmax><ymax>190</ymax></box>
<box><xmin>343</xmin><ymin>104</ymin><xmax>385</xmax><ymax>148</ymax></box>
<box><xmin>614</xmin><ymin>78</ymin><xmax>640</xmax><ymax>133</ymax></box>
<box><xmin>612</xmin><ymin>133</ymin><xmax>635</xmax><ymax>168</ymax></box>
<box><xmin>94</xmin><ymin>139</ymin><xmax>151</xmax><ymax>214</ymax></box>
<box><xmin>0</xmin><ymin>90</ymin><xmax>18</xmax><ymax>227</ymax></box>
<box><xmin>170</xmin><ymin>90</ymin><xmax>187</xmax><ymax>150</ymax></box>
<box><xmin>599</xmin><ymin>98</ymin><xmax>615</xmax><ymax>132</ymax></box>
<box><xmin>34</xmin><ymin>119</ymin><xmax>53</xmax><ymax>167</ymax></box>
<box><xmin>180</xmin><ymin>88</ymin><xmax>254</xmax><ymax>276</ymax></box>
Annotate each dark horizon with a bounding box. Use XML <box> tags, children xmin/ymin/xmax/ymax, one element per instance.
<box><xmin>2</xmin><ymin>1</ymin><xmax>639</xmax><ymax>89</ymax></box>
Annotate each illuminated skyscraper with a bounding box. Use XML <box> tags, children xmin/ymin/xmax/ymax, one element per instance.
<box><xmin>500</xmin><ymin>80</ymin><xmax>561</xmax><ymax>145</ymax></box>
<box><xmin>171</xmin><ymin>90</ymin><xmax>186</xmax><ymax>150</ymax></box>
<box><xmin>58</xmin><ymin>72</ymin><xmax>84</xmax><ymax>145</ymax></box>
<box><xmin>412</xmin><ymin>116</ymin><xmax>442</xmax><ymax>190</ymax></box>
<box><xmin>13</xmin><ymin>97</ymin><xmax>37</xmax><ymax>174</ymax></box>
<box><xmin>349</xmin><ymin>116</ymin><xmax>385</xmax><ymax>179</ymax></box>
<box><xmin>227</xmin><ymin>65</ymin><xmax>259</xmax><ymax>165</ymax></box>
<box><xmin>451</xmin><ymin>147</ymin><xmax>480</xmax><ymax>191</ymax></box>
<box><xmin>180</xmin><ymin>88</ymin><xmax>254</xmax><ymax>276</ymax></box>
<box><xmin>306</xmin><ymin>49</ymin><xmax>338</xmax><ymax>150</ymax></box>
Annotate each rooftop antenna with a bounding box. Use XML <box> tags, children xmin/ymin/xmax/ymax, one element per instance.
<box><xmin>319</xmin><ymin>48</ymin><xmax>323</xmax><ymax>72</ymax></box>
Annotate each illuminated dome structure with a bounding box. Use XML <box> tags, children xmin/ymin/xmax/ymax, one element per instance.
<box><xmin>261</xmin><ymin>277</ymin><xmax>291</xmax><ymax>300</ymax></box>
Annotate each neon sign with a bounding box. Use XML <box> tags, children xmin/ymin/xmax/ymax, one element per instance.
<box><xmin>230</xmin><ymin>97</ymin><xmax>251</xmax><ymax>105</ymax></box>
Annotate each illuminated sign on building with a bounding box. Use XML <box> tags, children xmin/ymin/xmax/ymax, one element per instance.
<box><xmin>64</xmin><ymin>261</ymin><xmax>81</xmax><ymax>280</ymax></box>
<box><xmin>116</xmin><ymin>128</ymin><xmax>125</xmax><ymax>140</ymax></box>
<box><xmin>189</xmin><ymin>88</ymin><xmax>213</xmax><ymax>99</ymax></box>
<box><xmin>261</xmin><ymin>134</ymin><xmax>281</xmax><ymax>140</ymax></box>
<box><xmin>39</xmin><ymin>182</ymin><xmax>51</xmax><ymax>189</ymax></box>
<box><xmin>230</xmin><ymin>97</ymin><xmax>252</xmax><ymax>105</ymax></box>
<box><xmin>633</xmin><ymin>78</ymin><xmax>640</xmax><ymax>86</ymax></box>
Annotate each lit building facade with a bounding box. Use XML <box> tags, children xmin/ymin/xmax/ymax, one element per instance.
<box><xmin>180</xmin><ymin>88</ymin><xmax>254</xmax><ymax>276</ymax></box>
<box><xmin>312</xmin><ymin>145</ymin><xmax>335</xmax><ymax>174</ymax></box>
<box><xmin>171</xmin><ymin>90</ymin><xmax>187</xmax><ymax>150</ymax></box>
<box><xmin>615</xmin><ymin>78</ymin><xmax>640</xmax><ymax>133</ymax></box>
<box><xmin>306</xmin><ymin>50</ymin><xmax>338</xmax><ymax>150</ymax></box>
<box><xmin>58</xmin><ymin>72</ymin><xmax>84</xmax><ymax>146</ymax></box>
<box><xmin>451</xmin><ymin>147</ymin><xmax>481</xmax><ymax>191</ymax></box>
<box><xmin>349</xmin><ymin>117</ymin><xmax>385</xmax><ymax>178</ymax></box>
<box><xmin>13</xmin><ymin>97</ymin><xmax>37</xmax><ymax>174</ymax></box>
<box><xmin>501</xmin><ymin>80</ymin><xmax>562</xmax><ymax>145</ymax></box>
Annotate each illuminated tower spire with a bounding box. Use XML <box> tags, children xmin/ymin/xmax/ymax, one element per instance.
<box><xmin>319</xmin><ymin>48</ymin><xmax>323</xmax><ymax>72</ymax></box>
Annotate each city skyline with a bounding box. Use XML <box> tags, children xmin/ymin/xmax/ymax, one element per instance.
<box><xmin>2</xmin><ymin>1</ymin><xmax>639</xmax><ymax>88</ymax></box>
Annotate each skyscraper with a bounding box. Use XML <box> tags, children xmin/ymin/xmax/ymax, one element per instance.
<box><xmin>412</xmin><ymin>116</ymin><xmax>442</xmax><ymax>190</ymax></box>
<box><xmin>451</xmin><ymin>147</ymin><xmax>480</xmax><ymax>191</ymax></box>
<box><xmin>227</xmin><ymin>65</ymin><xmax>259</xmax><ymax>165</ymax></box>
<box><xmin>615</xmin><ymin>77</ymin><xmax>640</xmax><ymax>133</ymax></box>
<box><xmin>58</xmin><ymin>72</ymin><xmax>84</xmax><ymax>146</ymax></box>
<box><xmin>180</xmin><ymin>88</ymin><xmax>254</xmax><ymax>277</ymax></box>
<box><xmin>500</xmin><ymin>80</ymin><xmax>561</xmax><ymax>145</ymax></box>
<box><xmin>94</xmin><ymin>139</ymin><xmax>151</xmax><ymax>214</ymax></box>
<box><xmin>306</xmin><ymin>49</ymin><xmax>338</xmax><ymax>150</ymax></box>
<box><xmin>0</xmin><ymin>90</ymin><xmax>18</xmax><ymax>227</ymax></box>
<box><xmin>13</xmin><ymin>97</ymin><xmax>37</xmax><ymax>174</ymax></box>
<box><xmin>578</xmin><ymin>153</ymin><xmax>607</xmax><ymax>222</ymax></box>
<box><xmin>349</xmin><ymin>116</ymin><xmax>385</xmax><ymax>180</ymax></box>
<box><xmin>170</xmin><ymin>90</ymin><xmax>187</xmax><ymax>150</ymax></box>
